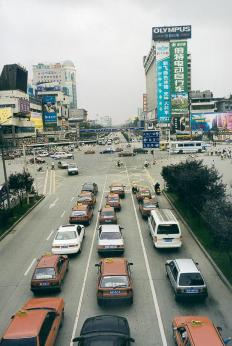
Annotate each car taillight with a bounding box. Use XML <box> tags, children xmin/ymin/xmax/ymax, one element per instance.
<box><xmin>69</xmin><ymin>244</ymin><xmax>77</xmax><ymax>248</ymax></box>
<box><xmin>154</xmin><ymin>236</ymin><xmax>157</xmax><ymax>242</ymax></box>
<box><xmin>52</xmin><ymin>245</ymin><xmax>60</xmax><ymax>248</ymax></box>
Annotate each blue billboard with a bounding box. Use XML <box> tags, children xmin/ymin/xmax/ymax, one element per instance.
<box><xmin>143</xmin><ymin>130</ymin><xmax>160</xmax><ymax>148</ymax></box>
<box><xmin>42</xmin><ymin>95</ymin><xmax>57</xmax><ymax>126</ymax></box>
<box><xmin>156</xmin><ymin>42</ymin><xmax>171</xmax><ymax>123</ymax></box>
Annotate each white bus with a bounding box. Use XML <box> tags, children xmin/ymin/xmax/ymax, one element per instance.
<box><xmin>170</xmin><ymin>141</ymin><xmax>206</xmax><ymax>154</ymax></box>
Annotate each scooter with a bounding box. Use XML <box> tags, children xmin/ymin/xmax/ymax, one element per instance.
<box><xmin>37</xmin><ymin>166</ymin><xmax>43</xmax><ymax>172</ymax></box>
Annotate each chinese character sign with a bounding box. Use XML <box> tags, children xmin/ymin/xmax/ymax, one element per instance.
<box><xmin>170</xmin><ymin>41</ymin><xmax>188</xmax><ymax>114</ymax></box>
<box><xmin>156</xmin><ymin>42</ymin><xmax>171</xmax><ymax>123</ymax></box>
<box><xmin>143</xmin><ymin>130</ymin><xmax>160</xmax><ymax>148</ymax></box>
<box><xmin>42</xmin><ymin>95</ymin><xmax>57</xmax><ymax>126</ymax></box>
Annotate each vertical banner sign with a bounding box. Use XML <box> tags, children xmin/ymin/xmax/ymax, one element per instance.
<box><xmin>156</xmin><ymin>42</ymin><xmax>171</xmax><ymax>123</ymax></box>
<box><xmin>42</xmin><ymin>96</ymin><xmax>57</xmax><ymax>126</ymax></box>
<box><xmin>170</xmin><ymin>41</ymin><xmax>188</xmax><ymax>114</ymax></box>
<box><xmin>143</xmin><ymin>130</ymin><xmax>160</xmax><ymax>148</ymax></box>
<box><xmin>143</xmin><ymin>94</ymin><xmax>147</xmax><ymax>112</ymax></box>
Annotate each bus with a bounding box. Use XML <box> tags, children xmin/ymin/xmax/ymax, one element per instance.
<box><xmin>169</xmin><ymin>141</ymin><xmax>206</xmax><ymax>154</ymax></box>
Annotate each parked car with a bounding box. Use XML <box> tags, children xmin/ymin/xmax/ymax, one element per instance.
<box><xmin>172</xmin><ymin>316</ymin><xmax>228</xmax><ymax>345</ymax></box>
<box><xmin>50</xmin><ymin>151</ymin><xmax>73</xmax><ymax>159</ymax></box>
<box><xmin>165</xmin><ymin>258</ymin><xmax>208</xmax><ymax>301</ymax></box>
<box><xmin>81</xmin><ymin>182</ymin><xmax>98</xmax><ymax>195</ymax></box>
<box><xmin>118</xmin><ymin>151</ymin><xmax>135</xmax><ymax>157</ymax></box>
<box><xmin>99</xmin><ymin>206</ymin><xmax>117</xmax><ymax>224</ymax></box>
<box><xmin>37</xmin><ymin>150</ymin><xmax>49</xmax><ymax>157</ymax></box>
<box><xmin>68</xmin><ymin>163</ymin><xmax>78</xmax><ymax>175</ymax></box>
<box><xmin>95</xmin><ymin>258</ymin><xmax>133</xmax><ymax>305</ymax></box>
<box><xmin>105</xmin><ymin>193</ymin><xmax>121</xmax><ymax>211</ymax></box>
<box><xmin>3</xmin><ymin>153</ymin><xmax>15</xmax><ymax>160</ymax></box>
<box><xmin>0</xmin><ymin>297</ymin><xmax>64</xmax><ymax>346</ymax></box>
<box><xmin>139</xmin><ymin>197</ymin><xmax>159</xmax><ymax>218</ymax></box>
<box><xmin>76</xmin><ymin>191</ymin><xmax>96</xmax><ymax>207</ymax></box>
<box><xmin>73</xmin><ymin>315</ymin><xmax>135</xmax><ymax>345</ymax></box>
<box><xmin>31</xmin><ymin>253</ymin><xmax>69</xmax><ymax>293</ymax></box>
<box><xmin>136</xmin><ymin>187</ymin><xmax>152</xmax><ymax>202</ymax></box>
<box><xmin>52</xmin><ymin>224</ymin><xmax>85</xmax><ymax>254</ymax></box>
<box><xmin>58</xmin><ymin>161</ymin><xmax>69</xmax><ymax>169</ymax></box>
<box><xmin>69</xmin><ymin>204</ymin><xmax>93</xmax><ymax>225</ymax></box>
<box><xmin>109</xmin><ymin>183</ymin><xmax>125</xmax><ymax>198</ymax></box>
<box><xmin>115</xmin><ymin>147</ymin><xmax>123</xmax><ymax>152</ymax></box>
<box><xmin>29</xmin><ymin>157</ymin><xmax>45</xmax><ymax>164</ymax></box>
<box><xmin>97</xmin><ymin>224</ymin><xmax>124</xmax><ymax>255</ymax></box>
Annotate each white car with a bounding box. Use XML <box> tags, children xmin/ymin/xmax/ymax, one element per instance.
<box><xmin>37</xmin><ymin>151</ymin><xmax>49</xmax><ymax>157</ymax></box>
<box><xmin>97</xmin><ymin>224</ymin><xmax>124</xmax><ymax>255</ymax></box>
<box><xmin>50</xmin><ymin>151</ymin><xmax>73</xmax><ymax>159</ymax></box>
<box><xmin>68</xmin><ymin>163</ymin><xmax>78</xmax><ymax>175</ymax></box>
<box><xmin>52</xmin><ymin>224</ymin><xmax>85</xmax><ymax>255</ymax></box>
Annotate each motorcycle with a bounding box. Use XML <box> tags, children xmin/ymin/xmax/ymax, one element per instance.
<box><xmin>37</xmin><ymin>166</ymin><xmax>43</xmax><ymax>172</ymax></box>
<box><xmin>154</xmin><ymin>183</ymin><xmax>161</xmax><ymax>195</ymax></box>
<box><xmin>144</xmin><ymin>162</ymin><xmax>150</xmax><ymax>168</ymax></box>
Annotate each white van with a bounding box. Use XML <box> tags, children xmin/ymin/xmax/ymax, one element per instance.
<box><xmin>148</xmin><ymin>209</ymin><xmax>182</xmax><ymax>248</ymax></box>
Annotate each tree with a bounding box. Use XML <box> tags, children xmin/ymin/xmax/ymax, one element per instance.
<box><xmin>162</xmin><ymin>159</ymin><xmax>226</xmax><ymax>211</ymax></box>
<box><xmin>8</xmin><ymin>171</ymin><xmax>34</xmax><ymax>205</ymax></box>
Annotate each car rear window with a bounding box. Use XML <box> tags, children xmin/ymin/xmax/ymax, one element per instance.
<box><xmin>144</xmin><ymin>203</ymin><xmax>156</xmax><ymax>208</ymax></box>
<box><xmin>101</xmin><ymin>211</ymin><xmax>114</xmax><ymax>216</ymax></box>
<box><xmin>100</xmin><ymin>275</ymin><xmax>129</xmax><ymax>288</ymax></box>
<box><xmin>100</xmin><ymin>231</ymin><xmax>121</xmax><ymax>240</ymax></box>
<box><xmin>71</xmin><ymin>211</ymin><xmax>87</xmax><ymax>217</ymax></box>
<box><xmin>0</xmin><ymin>338</ymin><xmax>37</xmax><ymax>345</ymax></box>
<box><xmin>108</xmin><ymin>197</ymin><xmax>118</xmax><ymax>201</ymax></box>
<box><xmin>33</xmin><ymin>267</ymin><xmax>56</xmax><ymax>279</ymax></box>
<box><xmin>157</xmin><ymin>224</ymin><xmax>180</xmax><ymax>235</ymax></box>
<box><xmin>56</xmin><ymin>230</ymin><xmax>77</xmax><ymax>240</ymax></box>
<box><xmin>179</xmin><ymin>273</ymin><xmax>205</xmax><ymax>286</ymax></box>
<box><xmin>111</xmin><ymin>187</ymin><xmax>122</xmax><ymax>191</ymax></box>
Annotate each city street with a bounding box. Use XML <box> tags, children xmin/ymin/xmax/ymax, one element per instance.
<box><xmin>0</xmin><ymin>144</ymin><xmax>231</xmax><ymax>345</ymax></box>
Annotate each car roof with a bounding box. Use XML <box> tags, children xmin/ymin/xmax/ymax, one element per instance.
<box><xmin>101</xmin><ymin>258</ymin><xmax>128</xmax><ymax>276</ymax></box>
<box><xmin>110</xmin><ymin>183</ymin><xmax>123</xmax><ymax>187</ymax></box>
<box><xmin>79</xmin><ymin>191</ymin><xmax>92</xmax><ymax>196</ymax></box>
<box><xmin>174</xmin><ymin>259</ymin><xmax>199</xmax><ymax>273</ymax></box>
<box><xmin>107</xmin><ymin>193</ymin><xmax>119</xmax><ymax>198</ymax></box>
<box><xmin>72</xmin><ymin>204</ymin><xmax>88</xmax><ymax>211</ymax></box>
<box><xmin>4</xmin><ymin>298</ymin><xmax>63</xmax><ymax>339</ymax></box>
<box><xmin>150</xmin><ymin>208</ymin><xmax>178</xmax><ymax>224</ymax></box>
<box><xmin>102</xmin><ymin>207</ymin><xmax>114</xmax><ymax>212</ymax></box>
<box><xmin>174</xmin><ymin>316</ymin><xmax>224</xmax><ymax>345</ymax></box>
<box><xmin>100</xmin><ymin>225</ymin><xmax>120</xmax><ymax>232</ymax></box>
<box><xmin>81</xmin><ymin>315</ymin><xmax>129</xmax><ymax>336</ymax></box>
<box><xmin>58</xmin><ymin>224</ymin><xmax>77</xmax><ymax>232</ymax></box>
<box><xmin>36</xmin><ymin>254</ymin><xmax>59</xmax><ymax>268</ymax></box>
<box><xmin>83</xmin><ymin>182</ymin><xmax>95</xmax><ymax>187</ymax></box>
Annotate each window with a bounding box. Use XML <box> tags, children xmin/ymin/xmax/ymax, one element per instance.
<box><xmin>157</xmin><ymin>224</ymin><xmax>180</xmax><ymax>235</ymax></box>
<box><xmin>100</xmin><ymin>275</ymin><xmax>129</xmax><ymax>288</ymax></box>
<box><xmin>33</xmin><ymin>267</ymin><xmax>56</xmax><ymax>279</ymax></box>
<box><xmin>57</xmin><ymin>259</ymin><xmax>64</xmax><ymax>273</ymax></box>
<box><xmin>179</xmin><ymin>273</ymin><xmax>204</xmax><ymax>286</ymax></box>
<box><xmin>39</xmin><ymin>312</ymin><xmax>56</xmax><ymax>345</ymax></box>
<box><xmin>172</xmin><ymin>265</ymin><xmax>178</xmax><ymax>281</ymax></box>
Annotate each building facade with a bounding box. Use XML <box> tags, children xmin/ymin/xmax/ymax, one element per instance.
<box><xmin>32</xmin><ymin>61</ymin><xmax>77</xmax><ymax>109</ymax></box>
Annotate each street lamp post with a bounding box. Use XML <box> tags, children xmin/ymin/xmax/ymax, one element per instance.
<box><xmin>0</xmin><ymin>121</ymin><xmax>11</xmax><ymax>209</ymax></box>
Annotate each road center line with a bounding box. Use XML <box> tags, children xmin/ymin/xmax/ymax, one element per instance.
<box><xmin>43</xmin><ymin>169</ymin><xmax>49</xmax><ymax>195</ymax></box>
<box><xmin>125</xmin><ymin>164</ymin><xmax>167</xmax><ymax>346</ymax></box>
<box><xmin>24</xmin><ymin>258</ymin><xmax>36</xmax><ymax>276</ymax></box>
<box><xmin>60</xmin><ymin>210</ymin><xmax>65</xmax><ymax>218</ymax></box>
<box><xmin>70</xmin><ymin>175</ymin><xmax>108</xmax><ymax>345</ymax></box>
<box><xmin>46</xmin><ymin>230</ymin><xmax>54</xmax><ymax>241</ymax></box>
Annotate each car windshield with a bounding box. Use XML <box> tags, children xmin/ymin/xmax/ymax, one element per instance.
<box><xmin>157</xmin><ymin>224</ymin><xmax>180</xmax><ymax>235</ymax></box>
<box><xmin>141</xmin><ymin>191</ymin><xmax>150</xmax><ymax>195</ymax></box>
<box><xmin>100</xmin><ymin>275</ymin><xmax>129</xmax><ymax>288</ymax></box>
<box><xmin>69</xmin><ymin>164</ymin><xmax>76</xmax><ymax>168</ymax></box>
<box><xmin>100</xmin><ymin>231</ymin><xmax>121</xmax><ymax>240</ymax></box>
<box><xmin>111</xmin><ymin>186</ymin><xmax>122</xmax><ymax>191</ymax></box>
<box><xmin>101</xmin><ymin>211</ymin><xmax>114</xmax><ymax>216</ymax></box>
<box><xmin>179</xmin><ymin>273</ymin><xmax>205</xmax><ymax>286</ymax></box>
<box><xmin>71</xmin><ymin>210</ymin><xmax>87</xmax><ymax>216</ymax></box>
<box><xmin>33</xmin><ymin>267</ymin><xmax>56</xmax><ymax>279</ymax></box>
<box><xmin>78</xmin><ymin>197</ymin><xmax>91</xmax><ymax>201</ymax></box>
<box><xmin>56</xmin><ymin>230</ymin><xmax>77</xmax><ymax>240</ymax></box>
<box><xmin>144</xmin><ymin>203</ymin><xmax>156</xmax><ymax>208</ymax></box>
<box><xmin>0</xmin><ymin>338</ymin><xmax>37</xmax><ymax>345</ymax></box>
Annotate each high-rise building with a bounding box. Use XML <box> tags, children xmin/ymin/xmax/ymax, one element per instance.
<box><xmin>32</xmin><ymin>61</ymin><xmax>77</xmax><ymax>109</ymax></box>
<box><xmin>143</xmin><ymin>25</ymin><xmax>192</xmax><ymax>134</ymax></box>
<box><xmin>0</xmin><ymin>64</ymin><xmax>28</xmax><ymax>94</ymax></box>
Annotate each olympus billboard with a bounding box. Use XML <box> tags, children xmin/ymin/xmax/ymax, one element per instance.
<box><xmin>152</xmin><ymin>25</ymin><xmax>191</xmax><ymax>41</ymax></box>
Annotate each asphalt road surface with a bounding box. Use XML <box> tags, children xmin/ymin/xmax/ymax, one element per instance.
<box><xmin>0</xmin><ymin>144</ymin><xmax>231</xmax><ymax>345</ymax></box>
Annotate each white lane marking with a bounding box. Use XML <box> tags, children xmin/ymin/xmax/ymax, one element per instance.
<box><xmin>125</xmin><ymin>165</ymin><xmax>168</xmax><ymax>346</ymax></box>
<box><xmin>49</xmin><ymin>198</ymin><xmax>59</xmax><ymax>209</ymax></box>
<box><xmin>43</xmin><ymin>169</ymin><xmax>49</xmax><ymax>195</ymax></box>
<box><xmin>53</xmin><ymin>170</ymin><xmax>56</xmax><ymax>194</ymax></box>
<box><xmin>49</xmin><ymin>170</ymin><xmax>53</xmax><ymax>195</ymax></box>
<box><xmin>46</xmin><ymin>230</ymin><xmax>54</xmax><ymax>241</ymax></box>
<box><xmin>70</xmin><ymin>197</ymin><xmax>74</xmax><ymax>201</ymax></box>
<box><xmin>24</xmin><ymin>258</ymin><xmax>36</xmax><ymax>276</ymax></box>
<box><xmin>60</xmin><ymin>210</ymin><xmax>65</xmax><ymax>218</ymax></box>
<box><xmin>70</xmin><ymin>175</ymin><xmax>108</xmax><ymax>345</ymax></box>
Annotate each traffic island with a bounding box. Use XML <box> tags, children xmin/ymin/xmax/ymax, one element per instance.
<box><xmin>0</xmin><ymin>195</ymin><xmax>44</xmax><ymax>240</ymax></box>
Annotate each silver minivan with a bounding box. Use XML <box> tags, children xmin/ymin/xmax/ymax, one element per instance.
<box><xmin>148</xmin><ymin>209</ymin><xmax>182</xmax><ymax>248</ymax></box>
<box><xmin>165</xmin><ymin>258</ymin><xmax>208</xmax><ymax>300</ymax></box>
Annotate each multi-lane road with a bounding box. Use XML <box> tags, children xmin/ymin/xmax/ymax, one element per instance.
<box><xmin>0</xmin><ymin>145</ymin><xmax>231</xmax><ymax>345</ymax></box>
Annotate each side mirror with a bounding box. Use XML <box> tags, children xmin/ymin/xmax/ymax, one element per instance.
<box><xmin>195</xmin><ymin>262</ymin><xmax>199</xmax><ymax>266</ymax></box>
<box><xmin>73</xmin><ymin>336</ymin><xmax>83</xmax><ymax>342</ymax></box>
<box><xmin>95</xmin><ymin>263</ymin><xmax>100</xmax><ymax>267</ymax></box>
<box><xmin>129</xmin><ymin>262</ymin><xmax>133</xmax><ymax>266</ymax></box>
<box><xmin>120</xmin><ymin>227</ymin><xmax>124</xmax><ymax>230</ymax></box>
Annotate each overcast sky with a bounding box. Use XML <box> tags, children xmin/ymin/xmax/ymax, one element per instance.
<box><xmin>0</xmin><ymin>0</ymin><xmax>232</xmax><ymax>124</ymax></box>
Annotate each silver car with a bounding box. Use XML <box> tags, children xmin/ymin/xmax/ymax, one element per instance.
<box><xmin>165</xmin><ymin>258</ymin><xmax>208</xmax><ymax>301</ymax></box>
<box><xmin>97</xmin><ymin>224</ymin><xmax>124</xmax><ymax>255</ymax></box>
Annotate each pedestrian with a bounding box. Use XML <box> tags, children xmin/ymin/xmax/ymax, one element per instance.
<box><xmin>212</xmin><ymin>160</ymin><xmax>215</xmax><ymax>167</ymax></box>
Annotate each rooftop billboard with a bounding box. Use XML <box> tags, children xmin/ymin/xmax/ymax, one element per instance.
<box><xmin>152</xmin><ymin>25</ymin><xmax>191</xmax><ymax>41</ymax></box>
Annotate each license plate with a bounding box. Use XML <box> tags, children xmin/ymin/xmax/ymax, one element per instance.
<box><xmin>40</xmin><ymin>282</ymin><xmax>49</xmax><ymax>286</ymax></box>
<box><xmin>164</xmin><ymin>239</ymin><xmax>172</xmax><ymax>242</ymax></box>
<box><xmin>110</xmin><ymin>290</ymin><xmax>121</xmax><ymax>295</ymax></box>
<box><xmin>186</xmin><ymin>288</ymin><xmax>198</xmax><ymax>293</ymax></box>
<box><xmin>106</xmin><ymin>245</ymin><xmax>117</xmax><ymax>248</ymax></box>
<box><xmin>105</xmin><ymin>220</ymin><xmax>111</xmax><ymax>223</ymax></box>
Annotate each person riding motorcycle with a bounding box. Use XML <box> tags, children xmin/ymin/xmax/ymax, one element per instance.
<box><xmin>144</xmin><ymin>160</ymin><xmax>149</xmax><ymax>168</ymax></box>
<box><xmin>51</xmin><ymin>162</ymin><xmax>55</xmax><ymax>170</ymax></box>
<box><xmin>117</xmin><ymin>160</ymin><xmax>123</xmax><ymax>167</ymax></box>
<box><xmin>154</xmin><ymin>182</ymin><xmax>161</xmax><ymax>195</ymax></box>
